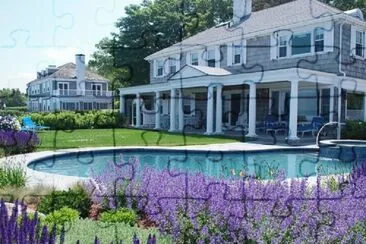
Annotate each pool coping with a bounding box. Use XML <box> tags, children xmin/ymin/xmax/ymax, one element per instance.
<box><xmin>1</xmin><ymin>142</ymin><xmax>319</xmax><ymax>190</ymax></box>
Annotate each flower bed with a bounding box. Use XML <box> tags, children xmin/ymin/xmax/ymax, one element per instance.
<box><xmin>0</xmin><ymin>131</ymin><xmax>40</xmax><ymax>155</ymax></box>
<box><xmin>86</xmin><ymin>157</ymin><xmax>366</xmax><ymax>243</ymax></box>
<box><xmin>0</xmin><ymin>116</ymin><xmax>21</xmax><ymax>131</ymax></box>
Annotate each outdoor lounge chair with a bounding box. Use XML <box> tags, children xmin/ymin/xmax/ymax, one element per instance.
<box><xmin>297</xmin><ymin>116</ymin><xmax>325</xmax><ymax>137</ymax></box>
<box><xmin>264</xmin><ymin>115</ymin><xmax>287</xmax><ymax>135</ymax></box>
<box><xmin>21</xmin><ymin>117</ymin><xmax>50</xmax><ymax>132</ymax></box>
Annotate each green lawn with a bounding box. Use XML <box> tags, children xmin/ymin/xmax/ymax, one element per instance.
<box><xmin>37</xmin><ymin>128</ymin><xmax>240</xmax><ymax>151</ymax></box>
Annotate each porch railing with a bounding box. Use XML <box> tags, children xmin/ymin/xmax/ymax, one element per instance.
<box><xmin>52</xmin><ymin>90</ymin><xmax>113</xmax><ymax>97</ymax></box>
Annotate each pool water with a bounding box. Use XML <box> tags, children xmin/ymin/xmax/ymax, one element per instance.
<box><xmin>28</xmin><ymin>149</ymin><xmax>364</xmax><ymax>180</ymax></box>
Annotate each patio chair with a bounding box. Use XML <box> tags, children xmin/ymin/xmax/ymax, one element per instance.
<box><xmin>21</xmin><ymin>116</ymin><xmax>50</xmax><ymax>132</ymax></box>
<box><xmin>297</xmin><ymin>116</ymin><xmax>325</xmax><ymax>137</ymax></box>
<box><xmin>264</xmin><ymin>114</ymin><xmax>287</xmax><ymax>135</ymax></box>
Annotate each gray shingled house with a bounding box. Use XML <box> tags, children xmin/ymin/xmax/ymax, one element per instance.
<box><xmin>27</xmin><ymin>54</ymin><xmax>112</xmax><ymax>112</ymax></box>
<box><xmin>119</xmin><ymin>0</ymin><xmax>366</xmax><ymax>142</ymax></box>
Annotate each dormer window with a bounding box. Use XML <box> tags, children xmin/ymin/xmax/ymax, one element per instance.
<box><xmin>356</xmin><ymin>30</ymin><xmax>364</xmax><ymax>57</ymax></box>
<box><xmin>157</xmin><ymin>60</ymin><xmax>164</xmax><ymax>76</ymax></box>
<box><xmin>207</xmin><ymin>49</ymin><xmax>215</xmax><ymax>67</ymax></box>
<box><xmin>291</xmin><ymin>33</ymin><xmax>311</xmax><ymax>55</ymax></box>
<box><xmin>279</xmin><ymin>36</ymin><xmax>288</xmax><ymax>58</ymax></box>
<box><xmin>233</xmin><ymin>45</ymin><xmax>241</xmax><ymax>64</ymax></box>
<box><xmin>191</xmin><ymin>53</ymin><xmax>198</xmax><ymax>66</ymax></box>
<box><xmin>314</xmin><ymin>28</ymin><xmax>324</xmax><ymax>53</ymax></box>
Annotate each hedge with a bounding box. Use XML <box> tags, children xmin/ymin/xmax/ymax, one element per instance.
<box><xmin>25</xmin><ymin>111</ymin><xmax>127</xmax><ymax>130</ymax></box>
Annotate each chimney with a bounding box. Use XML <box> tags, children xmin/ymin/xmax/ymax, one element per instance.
<box><xmin>75</xmin><ymin>54</ymin><xmax>85</xmax><ymax>93</ymax></box>
<box><xmin>233</xmin><ymin>0</ymin><xmax>252</xmax><ymax>25</ymax></box>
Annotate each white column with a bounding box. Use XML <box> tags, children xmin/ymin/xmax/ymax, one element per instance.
<box><xmin>154</xmin><ymin>91</ymin><xmax>161</xmax><ymax>129</ymax></box>
<box><xmin>329</xmin><ymin>87</ymin><xmax>334</xmax><ymax>122</ymax></box>
<box><xmin>215</xmin><ymin>85</ymin><xmax>223</xmax><ymax>134</ymax></box>
<box><xmin>246</xmin><ymin>82</ymin><xmax>257</xmax><ymax>137</ymax></box>
<box><xmin>120</xmin><ymin>95</ymin><xmax>125</xmax><ymax>113</ymax></box>
<box><xmin>288</xmin><ymin>81</ymin><xmax>299</xmax><ymax>140</ymax></box>
<box><xmin>135</xmin><ymin>94</ymin><xmax>141</xmax><ymax>127</ymax></box>
<box><xmin>178</xmin><ymin>89</ymin><xmax>184</xmax><ymax>131</ymax></box>
<box><xmin>205</xmin><ymin>86</ymin><xmax>214</xmax><ymax>135</ymax></box>
<box><xmin>364</xmin><ymin>93</ymin><xmax>366</xmax><ymax>122</ymax></box>
<box><xmin>169</xmin><ymin>89</ymin><xmax>177</xmax><ymax>132</ymax></box>
<box><xmin>337</xmin><ymin>81</ymin><xmax>342</xmax><ymax>139</ymax></box>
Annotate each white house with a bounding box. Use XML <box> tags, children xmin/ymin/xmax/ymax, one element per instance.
<box><xmin>27</xmin><ymin>54</ymin><xmax>113</xmax><ymax>112</ymax></box>
<box><xmin>119</xmin><ymin>0</ymin><xmax>366</xmax><ymax>142</ymax></box>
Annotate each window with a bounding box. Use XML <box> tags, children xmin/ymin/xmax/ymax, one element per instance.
<box><xmin>207</xmin><ymin>49</ymin><xmax>215</xmax><ymax>67</ymax></box>
<box><xmin>314</xmin><ymin>28</ymin><xmax>324</xmax><ymax>53</ymax></box>
<box><xmin>58</xmin><ymin>82</ymin><xmax>68</xmax><ymax>96</ymax></box>
<box><xmin>356</xmin><ymin>31</ymin><xmax>364</xmax><ymax>57</ymax></box>
<box><xmin>92</xmin><ymin>84</ymin><xmax>102</xmax><ymax>96</ymax></box>
<box><xmin>279</xmin><ymin>36</ymin><xmax>287</xmax><ymax>58</ymax></box>
<box><xmin>291</xmin><ymin>33</ymin><xmax>311</xmax><ymax>55</ymax></box>
<box><xmin>191</xmin><ymin>53</ymin><xmax>198</xmax><ymax>65</ymax></box>
<box><xmin>157</xmin><ymin>60</ymin><xmax>163</xmax><ymax>76</ymax></box>
<box><xmin>233</xmin><ymin>45</ymin><xmax>241</xmax><ymax>64</ymax></box>
<box><xmin>169</xmin><ymin>58</ymin><xmax>177</xmax><ymax>74</ymax></box>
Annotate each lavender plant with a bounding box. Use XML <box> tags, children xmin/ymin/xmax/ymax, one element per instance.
<box><xmin>0</xmin><ymin>200</ymin><xmax>61</xmax><ymax>244</ymax></box>
<box><xmin>86</xmin><ymin>156</ymin><xmax>366</xmax><ymax>243</ymax></box>
<box><xmin>0</xmin><ymin>131</ymin><xmax>39</xmax><ymax>155</ymax></box>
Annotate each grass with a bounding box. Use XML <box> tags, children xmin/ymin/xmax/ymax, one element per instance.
<box><xmin>36</xmin><ymin>128</ymin><xmax>240</xmax><ymax>151</ymax></box>
<box><xmin>62</xmin><ymin>218</ymin><xmax>172</xmax><ymax>243</ymax></box>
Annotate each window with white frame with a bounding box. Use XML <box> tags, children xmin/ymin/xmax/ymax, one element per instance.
<box><xmin>314</xmin><ymin>28</ymin><xmax>324</xmax><ymax>53</ymax></box>
<box><xmin>92</xmin><ymin>84</ymin><xmax>102</xmax><ymax>96</ymax></box>
<box><xmin>356</xmin><ymin>30</ymin><xmax>364</xmax><ymax>57</ymax></box>
<box><xmin>233</xmin><ymin>45</ymin><xmax>241</xmax><ymax>64</ymax></box>
<box><xmin>156</xmin><ymin>60</ymin><xmax>164</xmax><ymax>76</ymax></box>
<box><xmin>191</xmin><ymin>53</ymin><xmax>198</xmax><ymax>65</ymax></box>
<box><xmin>58</xmin><ymin>82</ymin><xmax>69</xmax><ymax>96</ymax></box>
<box><xmin>291</xmin><ymin>32</ymin><xmax>311</xmax><ymax>55</ymax></box>
<box><xmin>279</xmin><ymin>36</ymin><xmax>288</xmax><ymax>58</ymax></box>
<box><xmin>207</xmin><ymin>49</ymin><xmax>215</xmax><ymax>67</ymax></box>
<box><xmin>169</xmin><ymin>58</ymin><xmax>177</xmax><ymax>74</ymax></box>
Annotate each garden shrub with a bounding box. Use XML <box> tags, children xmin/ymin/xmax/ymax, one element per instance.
<box><xmin>100</xmin><ymin>208</ymin><xmax>137</xmax><ymax>225</ymax></box>
<box><xmin>44</xmin><ymin>207</ymin><xmax>79</xmax><ymax>232</ymax></box>
<box><xmin>0</xmin><ymin>166</ymin><xmax>26</xmax><ymax>188</ymax></box>
<box><xmin>343</xmin><ymin>120</ymin><xmax>366</xmax><ymax>140</ymax></box>
<box><xmin>27</xmin><ymin>111</ymin><xmax>127</xmax><ymax>130</ymax></box>
<box><xmin>0</xmin><ymin>115</ymin><xmax>21</xmax><ymax>131</ymax></box>
<box><xmin>37</xmin><ymin>185</ymin><xmax>91</xmax><ymax>218</ymax></box>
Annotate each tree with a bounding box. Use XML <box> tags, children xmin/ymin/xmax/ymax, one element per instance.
<box><xmin>0</xmin><ymin>89</ymin><xmax>27</xmax><ymax>108</ymax></box>
<box><xmin>89</xmin><ymin>0</ymin><xmax>232</xmax><ymax>89</ymax></box>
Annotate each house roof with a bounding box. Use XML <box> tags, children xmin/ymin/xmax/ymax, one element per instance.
<box><xmin>169</xmin><ymin>65</ymin><xmax>232</xmax><ymax>80</ymax></box>
<box><xmin>28</xmin><ymin>63</ymin><xmax>109</xmax><ymax>84</ymax></box>
<box><xmin>145</xmin><ymin>0</ymin><xmax>346</xmax><ymax>60</ymax></box>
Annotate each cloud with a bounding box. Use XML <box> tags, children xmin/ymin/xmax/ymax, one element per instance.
<box><xmin>4</xmin><ymin>72</ymin><xmax>35</xmax><ymax>92</ymax></box>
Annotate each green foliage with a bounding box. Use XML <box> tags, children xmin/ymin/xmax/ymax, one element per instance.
<box><xmin>0</xmin><ymin>166</ymin><xmax>26</xmax><ymax>188</ymax></box>
<box><xmin>89</xmin><ymin>0</ymin><xmax>232</xmax><ymax>87</ymax></box>
<box><xmin>100</xmin><ymin>208</ymin><xmax>137</xmax><ymax>226</ymax></box>
<box><xmin>37</xmin><ymin>185</ymin><xmax>91</xmax><ymax>218</ymax></box>
<box><xmin>348</xmin><ymin>221</ymin><xmax>366</xmax><ymax>241</ymax></box>
<box><xmin>0</xmin><ymin>89</ymin><xmax>27</xmax><ymax>108</ymax></box>
<box><xmin>26</xmin><ymin>111</ymin><xmax>127</xmax><ymax>130</ymax></box>
<box><xmin>63</xmin><ymin>218</ymin><xmax>171</xmax><ymax>243</ymax></box>
<box><xmin>44</xmin><ymin>207</ymin><xmax>79</xmax><ymax>231</ymax></box>
<box><xmin>343</xmin><ymin>121</ymin><xmax>366</xmax><ymax>140</ymax></box>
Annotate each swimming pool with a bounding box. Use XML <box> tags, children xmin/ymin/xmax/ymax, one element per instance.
<box><xmin>27</xmin><ymin>148</ymin><xmax>365</xmax><ymax>180</ymax></box>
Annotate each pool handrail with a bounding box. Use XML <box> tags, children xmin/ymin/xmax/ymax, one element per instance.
<box><xmin>316</xmin><ymin>122</ymin><xmax>346</xmax><ymax>146</ymax></box>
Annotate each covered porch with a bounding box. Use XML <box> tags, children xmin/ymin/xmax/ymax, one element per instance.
<box><xmin>119</xmin><ymin>66</ymin><xmax>366</xmax><ymax>142</ymax></box>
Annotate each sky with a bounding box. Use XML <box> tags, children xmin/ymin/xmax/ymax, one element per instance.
<box><xmin>0</xmin><ymin>0</ymin><xmax>140</xmax><ymax>92</ymax></box>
